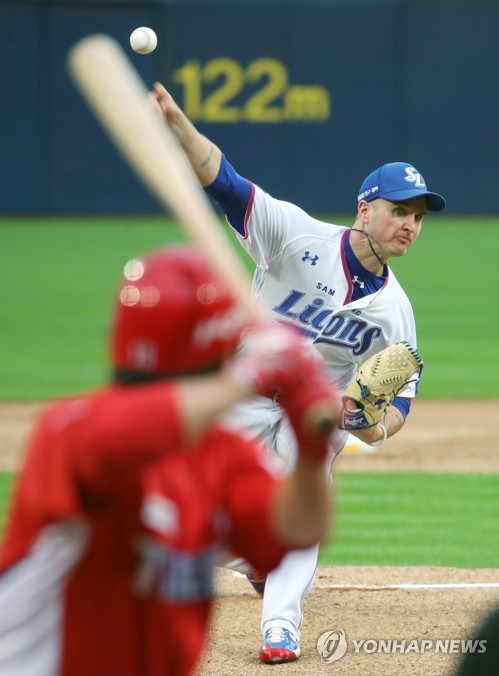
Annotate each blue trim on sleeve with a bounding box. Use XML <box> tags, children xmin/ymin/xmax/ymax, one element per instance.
<box><xmin>392</xmin><ymin>396</ymin><xmax>411</xmax><ymax>420</ymax></box>
<box><xmin>205</xmin><ymin>155</ymin><xmax>252</xmax><ymax>237</ymax></box>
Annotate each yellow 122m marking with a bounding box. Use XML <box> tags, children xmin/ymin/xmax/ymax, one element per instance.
<box><xmin>172</xmin><ymin>58</ymin><xmax>331</xmax><ymax>123</ymax></box>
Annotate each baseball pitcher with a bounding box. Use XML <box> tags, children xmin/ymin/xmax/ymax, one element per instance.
<box><xmin>152</xmin><ymin>82</ymin><xmax>446</xmax><ymax>664</ymax></box>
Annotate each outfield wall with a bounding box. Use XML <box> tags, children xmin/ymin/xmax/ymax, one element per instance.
<box><xmin>1</xmin><ymin>0</ymin><xmax>498</xmax><ymax>215</ymax></box>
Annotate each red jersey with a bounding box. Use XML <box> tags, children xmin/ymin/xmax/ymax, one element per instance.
<box><xmin>0</xmin><ymin>382</ymin><xmax>286</xmax><ymax>676</ymax></box>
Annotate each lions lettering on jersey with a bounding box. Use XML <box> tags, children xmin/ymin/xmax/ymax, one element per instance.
<box><xmin>273</xmin><ymin>290</ymin><xmax>381</xmax><ymax>355</ymax></box>
<box><xmin>206</xmin><ymin>161</ymin><xmax>418</xmax><ymax>386</ymax></box>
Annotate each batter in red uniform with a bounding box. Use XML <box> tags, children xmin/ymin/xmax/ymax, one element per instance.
<box><xmin>0</xmin><ymin>246</ymin><xmax>338</xmax><ymax>676</ymax></box>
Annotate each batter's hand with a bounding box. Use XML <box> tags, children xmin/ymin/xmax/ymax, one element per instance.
<box><xmin>224</xmin><ymin>323</ymin><xmax>315</xmax><ymax>396</ymax></box>
<box><xmin>225</xmin><ymin>324</ymin><xmax>340</xmax><ymax>460</ymax></box>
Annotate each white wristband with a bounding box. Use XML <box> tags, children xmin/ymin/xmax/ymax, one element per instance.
<box><xmin>370</xmin><ymin>422</ymin><xmax>388</xmax><ymax>447</ymax></box>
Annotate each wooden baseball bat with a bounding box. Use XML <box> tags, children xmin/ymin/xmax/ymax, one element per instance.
<box><xmin>67</xmin><ymin>34</ymin><xmax>336</xmax><ymax>437</ymax></box>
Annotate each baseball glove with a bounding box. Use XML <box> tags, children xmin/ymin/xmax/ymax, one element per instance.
<box><xmin>340</xmin><ymin>341</ymin><xmax>423</xmax><ymax>430</ymax></box>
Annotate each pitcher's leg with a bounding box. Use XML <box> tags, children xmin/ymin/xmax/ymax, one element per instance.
<box><xmin>259</xmin><ymin>543</ymin><xmax>319</xmax><ymax>663</ymax></box>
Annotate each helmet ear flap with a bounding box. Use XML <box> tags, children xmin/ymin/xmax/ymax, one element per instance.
<box><xmin>111</xmin><ymin>246</ymin><xmax>246</xmax><ymax>379</ymax></box>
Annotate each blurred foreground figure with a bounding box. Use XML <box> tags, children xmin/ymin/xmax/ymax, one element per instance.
<box><xmin>0</xmin><ymin>245</ymin><xmax>339</xmax><ymax>676</ymax></box>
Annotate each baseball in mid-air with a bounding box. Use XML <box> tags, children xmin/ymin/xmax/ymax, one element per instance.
<box><xmin>130</xmin><ymin>27</ymin><xmax>157</xmax><ymax>54</ymax></box>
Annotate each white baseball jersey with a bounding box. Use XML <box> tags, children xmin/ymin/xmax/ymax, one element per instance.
<box><xmin>210</xmin><ymin>161</ymin><xmax>419</xmax><ymax>459</ymax></box>
<box><xmin>239</xmin><ymin>185</ymin><xmax>418</xmax><ymax>392</ymax></box>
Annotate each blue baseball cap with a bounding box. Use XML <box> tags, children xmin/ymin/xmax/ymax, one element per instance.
<box><xmin>357</xmin><ymin>162</ymin><xmax>446</xmax><ymax>212</ymax></box>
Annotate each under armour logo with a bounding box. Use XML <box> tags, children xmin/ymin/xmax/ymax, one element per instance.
<box><xmin>352</xmin><ymin>275</ymin><xmax>365</xmax><ymax>289</ymax></box>
<box><xmin>302</xmin><ymin>251</ymin><xmax>319</xmax><ymax>266</ymax></box>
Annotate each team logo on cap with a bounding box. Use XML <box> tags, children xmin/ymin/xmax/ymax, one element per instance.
<box><xmin>404</xmin><ymin>167</ymin><xmax>425</xmax><ymax>187</ymax></box>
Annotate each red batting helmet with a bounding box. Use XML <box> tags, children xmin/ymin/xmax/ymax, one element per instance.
<box><xmin>111</xmin><ymin>246</ymin><xmax>247</xmax><ymax>378</ymax></box>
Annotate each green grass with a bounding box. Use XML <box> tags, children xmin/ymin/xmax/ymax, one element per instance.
<box><xmin>1</xmin><ymin>217</ymin><xmax>189</xmax><ymax>399</ymax></box>
<box><xmin>2</xmin><ymin>217</ymin><xmax>497</xmax><ymax>569</ymax></box>
<box><xmin>319</xmin><ymin>472</ymin><xmax>499</xmax><ymax>568</ymax></box>
<box><xmin>1</xmin><ymin>215</ymin><xmax>498</xmax><ymax>399</ymax></box>
<box><xmin>388</xmin><ymin>216</ymin><xmax>499</xmax><ymax>397</ymax></box>
<box><xmin>2</xmin><ymin>470</ymin><xmax>498</xmax><ymax>568</ymax></box>
<box><xmin>0</xmin><ymin>473</ymin><xmax>14</xmax><ymax>536</ymax></box>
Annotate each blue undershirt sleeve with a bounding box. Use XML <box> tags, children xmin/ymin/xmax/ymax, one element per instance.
<box><xmin>391</xmin><ymin>396</ymin><xmax>411</xmax><ymax>420</ymax></box>
<box><xmin>205</xmin><ymin>155</ymin><xmax>252</xmax><ymax>237</ymax></box>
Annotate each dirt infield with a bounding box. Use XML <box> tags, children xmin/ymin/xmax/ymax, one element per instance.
<box><xmin>1</xmin><ymin>400</ymin><xmax>498</xmax><ymax>675</ymax></box>
<box><xmin>198</xmin><ymin>567</ymin><xmax>499</xmax><ymax>676</ymax></box>
<box><xmin>1</xmin><ymin>400</ymin><xmax>497</xmax><ymax>473</ymax></box>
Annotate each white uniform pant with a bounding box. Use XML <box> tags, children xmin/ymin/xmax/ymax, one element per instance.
<box><xmin>261</xmin><ymin>544</ymin><xmax>319</xmax><ymax>640</ymax></box>
<box><xmin>223</xmin><ymin>398</ymin><xmax>348</xmax><ymax>640</ymax></box>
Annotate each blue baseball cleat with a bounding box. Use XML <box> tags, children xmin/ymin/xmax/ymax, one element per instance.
<box><xmin>259</xmin><ymin>627</ymin><xmax>301</xmax><ymax>663</ymax></box>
